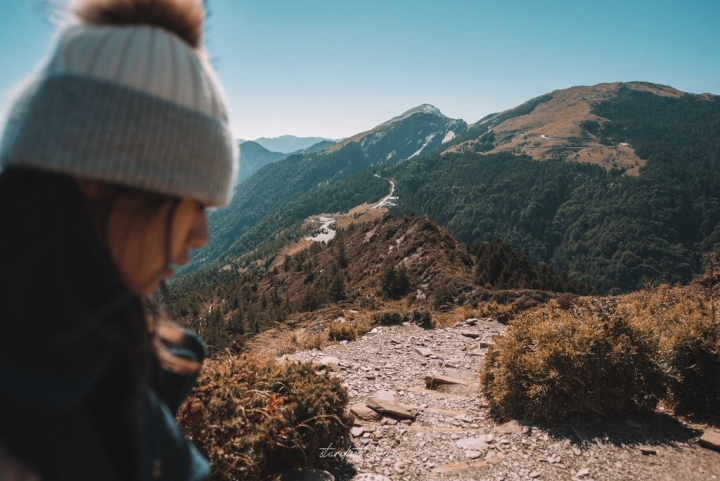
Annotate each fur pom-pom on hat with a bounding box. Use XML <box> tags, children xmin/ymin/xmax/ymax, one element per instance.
<box><xmin>0</xmin><ymin>0</ymin><xmax>238</xmax><ymax>207</ymax></box>
<box><xmin>71</xmin><ymin>0</ymin><xmax>205</xmax><ymax>50</ymax></box>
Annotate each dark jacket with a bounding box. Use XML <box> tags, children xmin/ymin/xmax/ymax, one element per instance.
<box><xmin>0</xmin><ymin>169</ymin><xmax>209</xmax><ymax>481</ymax></box>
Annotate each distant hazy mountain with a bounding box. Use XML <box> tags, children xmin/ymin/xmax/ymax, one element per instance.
<box><xmin>244</xmin><ymin>135</ymin><xmax>334</xmax><ymax>154</ymax></box>
<box><xmin>237</xmin><ymin>141</ymin><xmax>287</xmax><ymax>185</ymax></box>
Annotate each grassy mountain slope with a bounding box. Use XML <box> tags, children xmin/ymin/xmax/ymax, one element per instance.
<box><xmin>445</xmin><ymin>82</ymin><xmax>716</xmax><ymax>177</ymax></box>
<box><xmin>170</xmin><ymin>212</ymin><xmax>588</xmax><ymax>354</ymax></box>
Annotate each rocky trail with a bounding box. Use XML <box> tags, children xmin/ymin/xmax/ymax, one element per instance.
<box><xmin>283</xmin><ymin>318</ymin><xmax>720</xmax><ymax>481</ymax></box>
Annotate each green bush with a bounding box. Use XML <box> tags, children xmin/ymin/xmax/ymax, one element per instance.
<box><xmin>177</xmin><ymin>354</ymin><xmax>352</xmax><ymax>480</ymax></box>
<box><xmin>481</xmin><ymin>302</ymin><xmax>664</xmax><ymax>421</ymax></box>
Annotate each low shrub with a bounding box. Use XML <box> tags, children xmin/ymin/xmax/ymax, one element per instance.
<box><xmin>622</xmin><ymin>285</ymin><xmax>720</xmax><ymax>415</ymax></box>
<box><xmin>327</xmin><ymin>322</ymin><xmax>358</xmax><ymax>341</ymax></box>
<box><xmin>481</xmin><ymin>302</ymin><xmax>664</xmax><ymax>421</ymax></box>
<box><xmin>177</xmin><ymin>354</ymin><xmax>352</xmax><ymax>480</ymax></box>
<box><xmin>372</xmin><ymin>308</ymin><xmax>433</xmax><ymax>328</ymax></box>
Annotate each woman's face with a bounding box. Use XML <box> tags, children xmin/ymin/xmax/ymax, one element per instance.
<box><xmin>105</xmin><ymin>195</ymin><xmax>209</xmax><ymax>297</ymax></box>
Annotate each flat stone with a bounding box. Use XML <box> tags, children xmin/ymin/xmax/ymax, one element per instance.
<box><xmin>318</xmin><ymin>356</ymin><xmax>340</xmax><ymax>372</ymax></box>
<box><xmin>443</xmin><ymin>357</ymin><xmax>462</xmax><ymax>367</ymax></box>
<box><xmin>390</xmin><ymin>338</ymin><xmax>402</xmax><ymax>344</ymax></box>
<box><xmin>280</xmin><ymin>468</ymin><xmax>334</xmax><ymax>481</ymax></box>
<box><xmin>424</xmin><ymin>374</ymin><xmax>469</xmax><ymax>387</ymax></box>
<box><xmin>479</xmin><ymin>340</ymin><xmax>496</xmax><ymax>348</ymax></box>
<box><xmin>639</xmin><ymin>446</ymin><xmax>657</xmax><ymax>455</ymax></box>
<box><xmin>577</xmin><ymin>467</ymin><xmax>589</xmax><ymax>477</ymax></box>
<box><xmin>484</xmin><ymin>449</ymin><xmax>497</xmax><ymax>460</ymax></box>
<box><xmin>376</xmin><ymin>390</ymin><xmax>395</xmax><ymax>402</ymax></box>
<box><xmin>470</xmin><ymin>349</ymin><xmax>484</xmax><ymax>356</ymax></box>
<box><xmin>492</xmin><ymin>420</ymin><xmax>531</xmax><ymax>435</ymax></box>
<box><xmin>529</xmin><ymin>472</ymin><xmax>541</xmax><ymax>479</ymax></box>
<box><xmin>626</xmin><ymin>420</ymin><xmax>642</xmax><ymax>429</ymax></box>
<box><xmin>415</xmin><ymin>347</ymin><xmax>433</xmax><ymax>357</ymax></box>
<box><xmin>699</xmin><ymin>430</ymin><xmax>720</xmax><ymax>452</ymax></box>
<box><xmin>465</xmin><ymin>318</ymin><xmax>479</xmax><ymax>325</ymax></box>
<box><xmin>465</xmin><ymin>450</ymin><xmax>482</xmax><ymax>459</ymax></box>
<box><xmin>365</xmin><ymin>398</ymin><xmax>418</xmax><ymax>420</ymax></box>
<box><xmin>459</xmin><ymin>331</ymin><xmax>481</xmax><ymax>339</ymax></box>
<box><xmin>350</xmin><ymin>403</ymin><xmax>382</xmax><ymax>421</ymax></box>
<box><xmin>456</xmin><ymin>437</ymin><xmax>489</xmax><ymax>451</ymax></box>
<box><xmin>351</xmin><ymin>426</ymin><xmax>365</xmax><ymax>437</ymax></box>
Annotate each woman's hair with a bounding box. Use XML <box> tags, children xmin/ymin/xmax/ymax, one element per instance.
<box><xmin>80</xmin><ymin>179</ymin><xmax>202</xmax><ymax>375</ymax></box>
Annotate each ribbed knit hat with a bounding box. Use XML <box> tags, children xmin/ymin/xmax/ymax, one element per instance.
<box><xmin>0</xmin><ymin>3</ymin><xmax>237</xmax><ymax>207</ymax></box>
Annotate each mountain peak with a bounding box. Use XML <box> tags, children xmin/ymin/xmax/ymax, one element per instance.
<box><xmin>378</xmin><ymin>104</ymin><xmax>446</xmax><ymax>128</ymax></box>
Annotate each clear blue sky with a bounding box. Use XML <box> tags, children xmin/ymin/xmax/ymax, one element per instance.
<box><xmin>1</xmin><ymin>0</ymin><xmax>719</xmax><ymax>140</ymax></box>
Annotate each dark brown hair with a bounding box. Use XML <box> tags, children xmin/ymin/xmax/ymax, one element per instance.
<box><xmin>81</xmin><ymin>180</ymin><xmax>202</xmax><ymax>375</ymax></box>
<box><xmin>71</xmin><ymin>0</ymin><xmax>205</xmax><ymax>50</ymax></box>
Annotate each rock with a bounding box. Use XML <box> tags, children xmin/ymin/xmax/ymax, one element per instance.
<box><xmin>443</xmin><ymin>358</ymin><xmax>462</xmax><ymax>368</ymax></box>
<box><xmin>424</xmin><ymin>374</ymin><xmax>469</xmax><ymax>387</ymax></box>
<box><xmin>351</xmin><ymin>426</ymin><xmax>364</xmax><ymax>437</ymax></box>
<box><xmin>352</xmin><ymin>475</ymin><xmax>392</xmax><ymax>481</ymax></box>
<box><xmin>465</xmin><ymin>450</ymin><xmax>482</xmax><ymax>459</ymax></box>
<box><xmin>455</xmin><ymin>437</ymin><xmax>489</xmax><ymax>451</ymax></box>
<box><xmin>479</xmin><ymin>340</ymin><xmax>495</xmax><ymax>348</ymax></box>
<box><xmin>626</xmin><ymin>420</ymin><xmax>642</xmax><ymax>429</ymax></box>
<box><xmin>465</xmin><ymin>318</ymin><xmax>479</xmax><ymax>326</ymax></box>
<box><xmin>365</xmin><ymin>398</ymin><xmax>418</xmax><ymax>420</ymax></box>
<box><xmin>459</xmin><ymin>331</ymin><xmax>480</xmax><ymax>339</ymax></box>
<box><xmin>390</xmin><ymin>338</ymin><xmax>401</xmax><ymax>344</ymax></box>
<box><xmin>415</xmin><ymin>347</ymin><xmax>433</xmax><ymax>357</ymax></box>
<box><xmin>350</xmin><ymin>403</ymin><xmax>382</xmax><ymax>421</ymax></box>
<box><xmin>484</xmin><ymin>449</ymin><xmax>497</xmax><ymax>460</ymax></box>
<box><xmin>280</xmin><ymin>468</ymin><xmax>334</xmax><ymax>481</ymax></box>
<box><xmin>699</xmin><ymin>430</ymin><xmax>720</xmax><ymax>452</ymax></box>
<box><xmin>318</xmin><ymin>356</ymin><xmax>340</xmax><ymax>372</ymax></box>
<box><xmin>576</xmin><ymin>467</ymin><xmax>589</xmax><ymax>477</ymax></box>
<box><xmin>529</xmin><ymin>472</ymin><xmax>541</xmax><ymax>479</ymax></box>
<box><xmin>639</xmin><ymin>446</ymin><xmax>657</xmax><ymax>455</ymax></box>
<box><xmin>492</xmin><ymin>420</ymin><xmax>531</xmax><ymax>435</ymax></box>
<box><xmin>470</xmin><ymin>349</ymin><xmax>484</xmax><ymax>356</ymax></box>
<box><xmin>376</xmin><ymin>390</ymin><xmax>395</xmax><ymax>402</ymax></box>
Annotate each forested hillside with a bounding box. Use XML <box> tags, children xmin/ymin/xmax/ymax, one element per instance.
<box><xmin>389</xmin><ymin>87</ymin><xmax>720</xmax><ymax>293</ymax></box>
<box><xmin>181</xmin><ymin>83</ymin><xmax>719</xmax><ymax>295</ymax></box>
<box><xmin>236</xmin><ymin>141</ymin><xmax>287</xmax><ymax>184</ymax></box>
<box><xmin>186</xmin><ymin>107</ymin><xmax>467</xmax><ymax>273</ymax></box>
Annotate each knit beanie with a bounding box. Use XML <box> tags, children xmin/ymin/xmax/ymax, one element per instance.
<box><xmin>0</xmin><ymin>1</ymin><xmax>237</xmax><ymax>207</ymax></box>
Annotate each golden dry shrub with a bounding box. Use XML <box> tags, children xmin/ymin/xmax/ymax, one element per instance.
<box><xmin>480</xmin><ymin>302</ymin><xmax>664</xmax><ymax>421</ymax></box>
<box><xmin>177</xmin><ymin>354</ymin><xmax>352</xmax><ymax>480</ymax></box>
<box><xmin>621</xmin><ymin>285</ymin><xmax>720</xmax><ymax>415</ymax></box>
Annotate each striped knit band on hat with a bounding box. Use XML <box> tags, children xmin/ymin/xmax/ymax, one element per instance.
<box><xmin>0</xmin><ymin>24</ymin><xmax>237</xmax><ymax>207</ymax></box>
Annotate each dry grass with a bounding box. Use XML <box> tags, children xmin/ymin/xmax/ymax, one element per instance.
<box><xmin>620</xmin><ymin>284</ymin><xmax>720</xmax><ymax>414</ymax></box>
<box><xmin>481</xmin><ymin>283</ymin><xmax>720</xmax><ymax>420</ymax></box>
<box><xmin>177</xmin><ymin>353</ymin><xmax>352</xmax><ymax>480</ymax></box>
<box><xmin>481</xmin><ymin>300</ymin><xmax>664</xmax><ymax>421</ymax></box>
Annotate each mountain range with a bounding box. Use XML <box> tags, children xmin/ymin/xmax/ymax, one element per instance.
<box><xmin>239</xmin><ymin>135</ymin><xmax>336</xmax><ymax>153</ymax></box>
<box><xmin>177</xmin><ymin>81</ymin><xmax>720</xmax><ymax>298</ymax></box>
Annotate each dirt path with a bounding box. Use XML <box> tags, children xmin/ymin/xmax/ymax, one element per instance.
<box><xmin>372</xmin><ymin>175</ymin><xmax>395</xmax><ymax>209</ymax></box>
<box><xmin>283</xmin><ymin>319</ymin><xmax>720</xmax><ymax>481</ymax></box>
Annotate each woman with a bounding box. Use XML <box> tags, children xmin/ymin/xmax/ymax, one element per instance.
<box><xmin>0</xmin><ymin>0</ymin><xmax>237</xmax><ymax>480</ymax></box>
